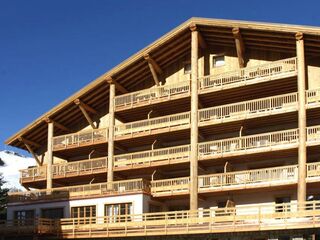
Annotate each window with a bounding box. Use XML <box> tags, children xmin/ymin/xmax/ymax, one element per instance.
<box><xmin>212</xmin><ymin>55</ymin><xmax>225</xmax><ymax>68</ymax></box>
<box><xmin>41</xmin><ymin>208</ymin><xmax>64</xmax><ymax>219</ymax></box>
<box><xmin>105</xmin><ymin>203</ymin><xmax>132</xmax><ymax>222</ymax></box>
<box><xmin>275</xmin><ymin>197</ymin><xmax>291</xmax><ymax>212</ymax></box>
<box><xmin>184</xmin><ymin>63</ymin><xmax>191</xmax><ymax>74</ymax></box>
<box><xmin>71</xmin><ymin>206</ymin><xmax>96</xmax><ymax>224</ymax></box>
<box><xmin>14</xmin><ymin>210</ymin><xmax>35</xmax><ymax>226</ymax></box>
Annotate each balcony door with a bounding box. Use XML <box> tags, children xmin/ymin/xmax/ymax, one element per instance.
<box><xmin>105</xmin><ymin>202</ymin><xmax>132</xmax><ymax>222</ymax></box>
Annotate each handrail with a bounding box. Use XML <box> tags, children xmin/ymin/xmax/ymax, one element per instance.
<box><xmin>199</xmin><ymin>57</ymin><xmax>297</xmax><ymax>91</ymax></box>
<box><xmin>20</xmin><ymin>165</ymin><xmax>47</xmax><ymax>183</ymax></box>
<box><xmin>52</xmin><ymin>128</ymin><xmax>108</xmax><ymax>151</ymax></box>
<box><xmin>199</xmin><ymin>92</ymin><xmax>298</xmax><ymax>124</ymax></box>
<box><xmin>114</xmin><ymin>80</ymin><xmax>191</xmax><ymax>110</ymax></box>
<box><xmin>115</xmin><ymin>112</ymin><xmax>190</xmax><ymax>138</ymax></box>
<box><xmin>8</xmin><ymin>179</ymin><xmax>149</xmax><ymax>203</ymax></box>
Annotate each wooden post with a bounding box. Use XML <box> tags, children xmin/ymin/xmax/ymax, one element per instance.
<box><xmin>107</xmin><ymin>83</ymin><xmax>115</xmax><ymax>185</ymax></box>
<box><xmin>46</xmin><ymin>120</ymin><xmax>54</xmax><ymax>189</ymax></box>
<box><xmin>296</xmin><ymin>32</ymin><xmax>307</xmax><ymax>205</ymax></box>
<box><xmin>190</xmin><ymin>24</ymin><xmax>199</xmax><ymax>211</ymax></box>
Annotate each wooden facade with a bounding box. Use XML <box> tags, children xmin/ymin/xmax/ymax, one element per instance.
<box><xmin>2</xmin><ymin>18</ymin><xmax>320</xmax><ymax>239</ymax></box>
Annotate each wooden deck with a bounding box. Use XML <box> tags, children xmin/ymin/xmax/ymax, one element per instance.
<box><xmin>2</xmin><ymin>201</ymin><xmax>320</xmax><ymax>238</ymax></box>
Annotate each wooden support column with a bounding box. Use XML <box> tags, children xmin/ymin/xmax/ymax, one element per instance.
<box><xmin>296</xmin><ymin>32</ymin><xmax>307</xmax><ymax>205</ymax></box>
<box><xmin>46</xmin><ymin>120</ymin><xmax>54</xmax><ymax>189</ymax></box>
<box><xmin>107</xmin><ymin>83</ymin><xmax>116</xmax><ymax>185</ymax></box>
<box><xmin>190</xmin><ymin>24</ymin><xmax>199</xmax><ymax>211</ymax></box>
<box><xmin>232</xmin><ymin>27</ymin><xmax>246</xmax><ymax>68</ymax></box>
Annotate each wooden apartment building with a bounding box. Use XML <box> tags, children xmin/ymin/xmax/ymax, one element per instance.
<box><xmin>2</xmin><ymin>17</ymin><xmax>320</xmax><ymax>240</ymax></box>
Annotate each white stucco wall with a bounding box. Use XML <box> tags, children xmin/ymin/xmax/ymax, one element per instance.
<box><xmin>7</xmin><ymin>193</ymin><xmax>149</xmax><ymax>220</ymax></box>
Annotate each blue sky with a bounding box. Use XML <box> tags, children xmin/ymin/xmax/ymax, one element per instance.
<box><xmin>0</xmin><ymin>0</ymin><xmax>320</xmax><ymax>155</ymax></box>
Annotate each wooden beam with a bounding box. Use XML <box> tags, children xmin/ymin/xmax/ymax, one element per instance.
<box><xmin>114</xmin><ymin>143</ymin><xmax>127</xmax><ymax>153</ymax></box>
<box><xmin>105</xmin><ymin>76</ymin><xmax>128</xmax><ymax>94</ymax></box>
<box><xmin>17</xmin><ymin>136</ymin><xmax>41</xmax><ymax>148</ymax></box>
<box><xmin>144</xmin><ymin>54</ymin><xmax>162</xmax><ymax>86</ymax></box>
<box><xmin>74</xmin><ymin>99</ymin><xmax>98</xmax><ymax>115</ymax></box>
<box><xmin>232</xmin><ymin>27</ymin><xmax>246</xmax><ymax>68</ymax></box>
<box><xmin>44</xmin><ymin>117</ymin><xmax>72</xmax><ymax>132</ymax></box>
<box><xmin>74</xmin><ymin>99</ymin><xmax>97</xmax><ymax>129</ymax></box>
<box><xmin>18</xmin><ymin>137</ymin><xmax>41</xmax><ymax>166</ymax></box>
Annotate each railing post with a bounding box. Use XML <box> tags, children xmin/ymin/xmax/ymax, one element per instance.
<box><xmin>296</xmin><ymin>32</ymin><xmax>307</xmax><ymax>206</ymax></box>
<box><xmin>189</xmin><ymin>23</ymin><xmax>199</xmax><ymax>211</ymax></box>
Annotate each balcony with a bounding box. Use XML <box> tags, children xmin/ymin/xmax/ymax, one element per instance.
<box><xmin>199</xmin><ymin>57</ymin><xmax>297</xmax><ymax>94</ymax></box>
<box><xmin>53</xmin><ymin>128</ymin><xmax>107</xmax><ymax>151</ymax></box>
<box><xmin>151</xmin><ymin>162</ymin><xmax>320</xmax><ymax>197</ymax></box>
<box><xmin>114</xmin><ymin>112</ymin><xmax>190</xmax><ymax>140</ymax></box>
<box><xmin>20</xmin><ymin>126</ymin><xmax>320</xmax><ymax>185</ymax></box>
<box><xmin>9</xmin><ymin>179</ymin><xmax>149</xmax><ymax>204</ymax></box>
<box><xmin>2</xmin><ymin>201</ymin><xmax>319</xmax><ymax>238</ymax></box>
<box><xmin>306</xmin><ymin>88</ymin><xmax>320</xmax><ymax>108</ymax></box>
<box><xmin>115</xmin><ymin>81</ymin><xmax>191</xmax><ymax>112</ymax></box>
<box><xmin>199</xmin><ymin>92</ymin><xmax>298</xmax><ymax>127</ymax></box>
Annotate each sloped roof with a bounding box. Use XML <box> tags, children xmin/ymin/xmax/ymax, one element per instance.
<box><xmin>6</xmin><ymin>17</ymin><xmax>320</xmax><ymax>150</ymax></box>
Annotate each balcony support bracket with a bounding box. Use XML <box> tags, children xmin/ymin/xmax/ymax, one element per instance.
<box><xmin>74</xmin><ymin>99</ymin><xmax>97</xmax><ymax>129</ymax></box>
<box><xmin>18</xmin><ymin>137</ymin><xmax>42</xmax><ymax>166</ymax></box>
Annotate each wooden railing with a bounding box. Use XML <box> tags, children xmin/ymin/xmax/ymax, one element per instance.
<box><xmin>20</xmin><ymin>165</ymin><xmax>47</xmax><ymax>183</ymax></box>
<box><xmin>199</xmin><ymin>57</ymin><xmax>297</xmax><ymax>92</ymax></box>
<box><xmin>114</xmin><ymin>144</ymin><xmax>190</xmax><ymax>169</ymax></box>
<box><xmin>52</xmin><ymin>157</ymin><xmax>107</xmax><ymax>178</ymax></box>
<box><xmin>306</xmin><ymin>88</ymin><xmax>320</xmax><ymax>106</ymax></box>
<box><xmin>151</xmin><ymin>162</ymin><xmax>320</xmax><ymax>196</ymax></box>
<box><xmin>8</xmin><ymin>179</ymin><xmax>149</xmax><ymax>203</ymax></box>
<box><xmin>2</xmin><ymin>201</ymin><xmax>320</xmax><ymax>238</ymax></box>
<box><xmin>307</xmin><ymin>125</ymin><xmax>320</xmax><ymax>144</ymax></box>
<box><xmin>56</xmin><ymin>201</ymin><xmax>320</xmax><ymax>238</ymax></box>
<box><xmin>198</xmin><ymin>128</ymin><xmax>300</xmax><ymax>160</ymax></box>
<box><xmin>0</xmin><ymin>218</ymin><xmax>56</xmax><ymax>236</ymax></box>
<box><xmin>114</xmin><ymin>81</ymin><xmax>191</xmax><ymax>111</ymax></box>
<box><xmin>53</xmin><ymin>128</ymin><xmax>108</xmax><ymax>151</ymax></box>
<box><xmin>114</xmin><ymin>112</ymin><xmax>190</xmax><ymax>139</ymax></box>
<box><xmin>199</xmin><ymin>92</ymin><xmax>298</xmax><ymax>125</ymax></box>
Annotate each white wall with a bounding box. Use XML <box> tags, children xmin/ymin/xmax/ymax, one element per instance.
<box><xmin>7</xmin><ymin>193</ymin><xmax>149</xmax><ymax>220</ymax></box>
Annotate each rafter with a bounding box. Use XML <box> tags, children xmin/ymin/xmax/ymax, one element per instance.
<box><xmin>44</xmin><ymin>117</ymin><xmax>72</xmax><ymax>132</ymax></box>
<box><xmin>18</xmin><ymin>137</ymin><xmax>41</xmax><ymax>165</ymax></box>
<box><xmin>144</xmin><ymin>54</ymin><xmax>163</xmax><ymax>86</ymax></box>
<box><xmin>74</xmin><ymin>99</ymin><xmax>97</xmax><ymax>129</ymax></box>
<box><xmin>232</xmin><ymin>27</ymin><xmax>246</xmax><ymax>68</ymax></box>
<box><xmin>105</xmin><ymin>76</ymin><xmax>128</xmax><ymax>94</ymax></box>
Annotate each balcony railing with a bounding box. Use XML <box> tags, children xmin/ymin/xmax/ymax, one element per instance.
<box><xmin>38</xmin><ymin>201</ymin><xmax>320</xmax><ymax>238</ymax></box>
<box><xmin>114</xmin><ymin>144</ymin><xmax>190</xmax><ymax>169</ymax></box>
<box><xmin>52</xmin><ymin>157</ymin><xmax>107</xmax><ymax>178</ymax></box>
<box><xmin>198</xmin><ymin>128</ymin><xmax>300</xmax><ymax>160</ymax></box>
<box><xmin>151</xmin><ymin>162</ymin><xmax>320</xmax><ymax>197</ymax></box>
<box><xmin>114</xmin><ymin>81</ymin><xmax>191</xmax><ymax>111</ymax></box>
<box><xmin>53</xmin><ymin>128</ymin><xmax>108</xmax><ymax>151</ymax></box>
<box><xmin>9</xmin><ymin>179</ymin><xmax>149</xmax><ymax>203</ymax></box>
<box><xmin>20</xmin><ymin>165</ymin><xmax>47</xmax><ymax>183</ymax></box>
<box><xmin>199</xmin><ymin>57</ymin><xmax>297</xmax><ymax>93</ymax></box>
<box><xmin>306</xmin><ymin>88</ymin><xmax>320</xmax><ymax>107</ymax></box>
<box><xmin>114</xmin><ymin>112</ymin><xmax>190</xmax><ymax>139</ymax></box>
<box><xmin>199</xmin><ymin>92</ymin><xmax>298</xmax><ymax>125</ymax></box>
